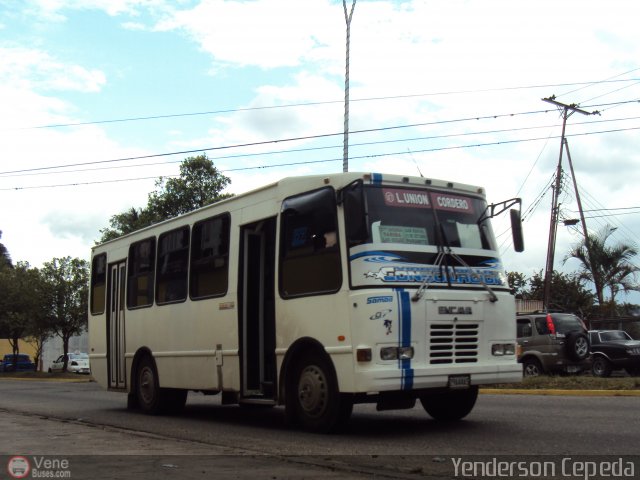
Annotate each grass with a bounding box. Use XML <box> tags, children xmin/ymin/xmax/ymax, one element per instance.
<box><xmin>489</xmin><ymin>374</ymin><xmax>640</xmax><ymax>390</ymax></box>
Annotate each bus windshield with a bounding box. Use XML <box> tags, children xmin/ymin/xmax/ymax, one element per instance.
<box><xmin>344</xmin><ymin>183</ymin><xmax>506</xmax><ymax>290</ymax></box>
<box><xmin>354</xmin><ymin>185</ymin><xmax>496</xmax><ymax>251</ymax></box>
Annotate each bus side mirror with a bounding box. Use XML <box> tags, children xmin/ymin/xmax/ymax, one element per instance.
<box><xmin>510</xmin><ymin>209</ymin><xmax>524</xmax><ymax>252</ymax></box>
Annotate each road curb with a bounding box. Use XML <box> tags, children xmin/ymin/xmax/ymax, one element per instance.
<box><xmin>0</xmin><ymin>376</ymin><xmax>94</xmax><ymax>383</ymax></box>
<box><xmin>481</xmin><ymin>388</ymin><xmax>640</xmax><ymax>396</ymax></box>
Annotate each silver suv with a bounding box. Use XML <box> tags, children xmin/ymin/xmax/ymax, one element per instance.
<box><xmin>516</xmin><ymin>312</ymin><xmax>590</xmax><ymax>376</ymax></box>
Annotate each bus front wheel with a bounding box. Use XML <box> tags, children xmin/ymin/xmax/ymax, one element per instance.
<box><xmin>136</xmin><ymin>355</ymin><xmax>187</xmax><ymax>415</ymax></box>
<box><xmin>286</xmin><ymin>351</ymin><xmax>352</xmax><ymax>433</ymax></box>
<box><xmin>419</xmin><ymin>385</ymin><xmax>478</xmax><ymax>421</ymax></box>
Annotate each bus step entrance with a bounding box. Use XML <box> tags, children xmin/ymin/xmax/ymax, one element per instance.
<box><xmin>260</xmin><ymin>381</ymin><xmax>275</xmax><ymax>397</ymax></box>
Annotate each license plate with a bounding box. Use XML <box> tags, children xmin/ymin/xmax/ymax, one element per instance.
<box><xmin>566</xmin><ymin>365</ymin><xmax>580</xmax><ymax>373</ymax></box>
<box><xmin>448</xmin><ymin>374</ymin><xmax>471</xmax><ymax>389</ymax></box>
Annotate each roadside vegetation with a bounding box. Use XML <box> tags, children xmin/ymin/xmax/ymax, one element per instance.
<box><xmin>490</xmin><ymin>374</ymin><xmax>640</xmax><ymax>391</ymax></box>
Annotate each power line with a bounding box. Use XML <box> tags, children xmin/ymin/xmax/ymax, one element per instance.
<box><xmin>7</xmin><ymin>79</ymin><xmax>640</xmax><ymax>131</ymax></box>
<box><xmin>571</xmin><ymin>206</ymin><xmax>640</xmax><ymax>213</ymax></box>
<box><xmin>584</xmin><ymin>211</ymin><xmax>640</xmax><ymax>219</ymax></box>
<box><xmin>9</xmin><ymin>115</ymin><xmax>640</xmax><ymax>179</ymax></box>
<box><xmin>4</xmin><ymin>124</ymin><xmax>640</xmax><ymax>191</ymax></box>
<box><xmin>3</xmin><ymin>108</ymin><xmax>640</xmax><ymax>178</ymax></box>
<box><xmin>0</xmin><ymin>107</ymin><xmax>559</xmax><ymax>176</ymax></box>
<box><xmin>556</xmin><ymin>67</ymin><xmax>640</xmax><ymax>99</ymax></box>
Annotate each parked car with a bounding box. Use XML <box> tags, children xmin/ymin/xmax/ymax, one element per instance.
<box><xmin>516</xmin><ymin>312</ymin><xmax>590</xmax><ymax>376</ymax></box>
<box><xmin>589</xmin><ymin>330</ymin><xmax>640</xmax><ymax>377</ymax></box>
<box><xmin>49</xmin><ymin>352</ymin><xmax>91</xmax><ymax>374</ymax></box>
<box><xmin>0</xmin><ymin>353</ymin><xmax>36</xmax><ymax>372</ymax></box>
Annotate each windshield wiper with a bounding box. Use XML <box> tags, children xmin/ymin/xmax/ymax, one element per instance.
<box><xmin>446</xmin><ymin>249</ymin><xmax>498</xmax><ymax>302</ymax></box>
<box><xmin>412</xmin><ymin>223</ymin><xmax>498</xmax><ymax>302</ymax></box>
<box><xmin>412</xmin><ymin>249</ymin><xmax>445</xmax><ymax>301</ymax></box>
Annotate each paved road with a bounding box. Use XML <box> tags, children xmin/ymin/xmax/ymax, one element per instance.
<box><xmin>1</xmin><ymin>378</ymin><xmax>639</xmax><ymax>479</ymax></box>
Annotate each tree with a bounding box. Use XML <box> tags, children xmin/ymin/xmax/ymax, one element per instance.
<box><xmin>0</xmin><ymin>230</ymin><xmax>11</xmax><ymax>268</ymax></box>
<box><xmin>98</xmin><ymin>155</ymin><xmax>232</xmax><ymax>242</ymax></box>
<box><xmin>99</xmin><ymin>207</ymin><xmax>153</xmax><ymax>242</ymax></box>
<box><xmin>506</xmin><ymin>271</ymin><xmax>528</xmax><ymax>298</ymax></box>
<box><xmin>527</xmin><ymin>269</ymin><xmax>595</xmax><ymax>316</ymax></box>
<box><xmin>147</xmin><ymin>154</ymin><xmax>233</xmax><ymax>220</ymax></box>
<box><xmin>24</xmin><ymin>270</ymin><xmax>56</xmax><ymax>371</ymax></box>
<box><xmin>0</xmin><ymin>262</ymin><xmax>43</xmax><ymax>368</ymax></box>
<box><xmin>564</xmin><ymin>225</ymin><xmax>640</xmax><ymax>314</ymax></box>
<box><xmin>41</xmin><ymin>257</ymin><xmax>89</xmax><ymax>372</ymax></box>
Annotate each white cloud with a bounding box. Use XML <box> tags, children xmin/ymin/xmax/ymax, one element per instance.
<box><xmin>156</xmin><ymin>0</ymin><xmax>342</xmax><ymax>69</ymax></box>
<box><xmin>0</xmin><ymin>46</ymin><xmax>106</xmax><ymax>93</ymax></box>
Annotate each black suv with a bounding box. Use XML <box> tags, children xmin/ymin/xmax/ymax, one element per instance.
<box><xmin>589</xmin><ymin>330</ymin><xmax>640</xmax><ymax>377</ymax></box>
<box><xmin>516</xmin><ymin>312</ymin><xmax>590</xmax><ymax>376</ymax></box>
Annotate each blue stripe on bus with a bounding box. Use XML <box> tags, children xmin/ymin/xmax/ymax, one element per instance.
<box><xmin>348</xmin><ymin>250</ymin><xmax>403</xmax><ymax>261</ymax></box>
<box><xmin>372</xmin><ymin>172</ymin><xmax>383</xmax><ymax>184</ymax></box>
<box><xmin>396</xmin><ymin>288</ymin><xmax>414</xmax><ymax>390</ymax></box>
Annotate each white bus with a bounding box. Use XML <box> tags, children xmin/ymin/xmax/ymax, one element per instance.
<box><xmin>89</xmin><ymin>172</ymin><xmax>524</xmax><ymax>432</ymax></box>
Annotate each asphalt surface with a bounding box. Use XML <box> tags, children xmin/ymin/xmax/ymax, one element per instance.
<box><xmin>1</xmin><ymin>408</ymin><xmax>385</xmax><ymax>479</ymax></box>
<box><xmin>1</xmin><ymin>376</ymin><xmax>639</xmax><ymax>479</ymax></box>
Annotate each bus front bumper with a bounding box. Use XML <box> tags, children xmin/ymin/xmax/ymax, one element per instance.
<box><xmin>350</xmin><ymin>362</ymin><xmax>523</xmax><ymax>393</ymax></box>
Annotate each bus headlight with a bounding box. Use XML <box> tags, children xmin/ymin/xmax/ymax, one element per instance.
<box><xmin>380</xmin><ymin>346</ymin><xmax>414</xmax><ymax>360</ymax></box>
<box><xmin>398</xmin><ymin>346</ymin><xmax>414</xmax><ymax>359</ymax></box>
<box><xmin>492</xmin><ymin>343</ymin><xmax>516</xmax><ymax>356</ymax></box>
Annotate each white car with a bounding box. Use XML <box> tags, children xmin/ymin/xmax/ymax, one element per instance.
<box><xmin>49</xmin><ymin>353</ymin><xmax>91</xmax><ymax>374</ymax></box>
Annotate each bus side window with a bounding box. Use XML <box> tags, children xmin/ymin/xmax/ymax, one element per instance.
<box><xmin>280</xmin><ymin>187</ymin><xmax>342</xmax><ymax>297</ymax></box>
<box><xmin>127</xmin><ymin>237</ymin><xmax>156</xmax><ymax>309</ymax></box>
<box><xmin>90</xmin><ymin>253</ymin><xmax>107</xmax><ymax>315</ymax></box>
<box><xmin>190</xmin><ymin>214</ymin><xmax>230</xmax><ymax>299</ymax></box>
<box><xmin>156</xmin><ymin>226</ymin><xmax>190</xmax><ymax>304</ymax></box>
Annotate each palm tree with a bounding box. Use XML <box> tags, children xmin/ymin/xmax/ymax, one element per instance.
<box><xmin>564</xmin><ymin>225</ymin><xmax>640</xmax><ymax>310</ymax></box>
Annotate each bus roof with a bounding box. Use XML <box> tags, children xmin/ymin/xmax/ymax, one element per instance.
<box><xmin>92</xmin><ymin>171</ymin><xmax>485</xmax><ymax>251</ymax></box>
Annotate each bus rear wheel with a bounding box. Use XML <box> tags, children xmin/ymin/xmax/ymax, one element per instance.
<box><xmin>286</xmin><ymin>351</ymin><xmax>352</xmax><ymax>433</ymax></box>
<box><xmin>420</xmin><ymin>386</ymin><xmax>478</xmax><ymax>421</ymax></box>
<box><xmin>136</xmin><ymin>355</ymin><xmax>187</xmax><ymax>415</ymax></box>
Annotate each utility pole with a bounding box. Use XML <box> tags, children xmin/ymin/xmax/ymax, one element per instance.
<box><xmin>541</xmin><ymin>96</ymin><xmax>598</xmax><ymax>310</ymax></box>
<box><xmin>343</xmin><ymin>0</ymin><xmax>356</xmax><ymax>173</ymax></box>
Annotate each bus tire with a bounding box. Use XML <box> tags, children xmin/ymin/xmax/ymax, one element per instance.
<box><xmin>286</xmin><ymin>351</ymin><xmax>351</xmax><ymax>433</ymax></box>
<box><xmin>420</xmin><ymin>385</ymin><xmax>478</xmax><ymax>421</ymax></box>
<box><xmin>136</xmin><ymin>355</ymin><xmax>187</xmax><ymax>415</ymax></box>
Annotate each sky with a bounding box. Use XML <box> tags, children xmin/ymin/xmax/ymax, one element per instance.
<box><xmin>1</xmin><ymin>0</ymin><xmax>639</xmax><ymax>303</ymax></box>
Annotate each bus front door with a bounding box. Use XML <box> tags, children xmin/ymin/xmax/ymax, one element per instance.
<box><xmin>107</xmin><ymin>261</ymin><xmax>127</xmax><ymax>389</ymax></box>
<box><xmin>239</xmin><ymin>218</ymin><xmax>276</xmax><ymax>401</ymax></box>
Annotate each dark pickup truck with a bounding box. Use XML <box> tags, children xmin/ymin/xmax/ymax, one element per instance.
<box><xmin>589</xmin><ymin>330</ymin><xmax>640</xmax><ymax>377</ymax></box>
<box><xmin>0</xmin><ymin>353</ymin><xmax>36</xmax><ymax>372</ymax></box>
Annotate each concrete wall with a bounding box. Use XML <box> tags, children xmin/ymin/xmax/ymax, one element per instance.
<box><xmin>0</xmin><ymin>339</ymin><xmax>37</xmax><ymax>358</ymax></box>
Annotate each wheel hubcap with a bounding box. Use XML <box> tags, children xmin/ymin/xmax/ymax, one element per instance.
<box><xmin>139</xmin><ymin>366</ymin><xmax>155</xmax><ymax>404</ymax></box>
<box><xmin>576</xmin><ymin>338</ymin><xmax>588</xmax><ymax>357</ymax></box>
<box><xmin>298</xmin><ymin>365</ymin><xmax>327</xmax><ymax>418</ymax></box>
<box><xmin>524</xmin><ymin>364</ymin><xmax>539</xmax><ymax>376</ymax></box>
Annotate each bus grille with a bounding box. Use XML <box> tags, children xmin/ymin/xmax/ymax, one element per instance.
<box><xmin>429</xmin><ymin>323</ymin><xmax>479</xmax><ymax>364</ymax></box>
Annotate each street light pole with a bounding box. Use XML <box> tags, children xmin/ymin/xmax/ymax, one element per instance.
<box><xmin>343</xmin><ymin>0</ymin><xmax>356</xmax><ymax>173</ymax></box>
